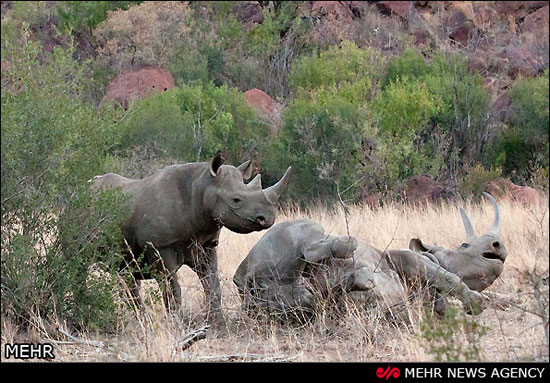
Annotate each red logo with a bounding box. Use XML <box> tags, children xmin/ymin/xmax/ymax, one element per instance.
<box><xmin>376</xmin><ymin>366</ymin><xmax>401</xmax><ymax>380</ymax></box>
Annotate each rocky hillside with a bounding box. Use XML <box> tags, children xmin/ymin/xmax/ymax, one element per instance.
<box><xmin>2</xmin><ymin>1</ymin><xmax>548</xmax><ymax>205</ymax></box>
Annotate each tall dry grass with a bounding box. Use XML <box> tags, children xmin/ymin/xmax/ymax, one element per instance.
<box><xmin>2</xmin><ymin>197</ymin><xmax>548</xmax><ymax>362</ymax></box>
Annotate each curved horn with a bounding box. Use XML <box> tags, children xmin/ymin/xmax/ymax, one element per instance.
<box><xmin>262</xmin><ymin>166</ymin><xmax>292</xmax><ymax>204</ymax></box>
<box><xmin>483</xmin><ymin>192</ymin><xmax>501</xmax><ymax>236</ymax></box>
<box><xmin>459</xmin><ymin>207</ymin><xmax>477</xmax><ymax>242</ymax></box>
<box><xmin>247</xmin><ymin>174</ymin><xmax>262</xmax><ymax>191</ymax></box>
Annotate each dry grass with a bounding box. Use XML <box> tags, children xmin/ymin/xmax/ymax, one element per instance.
<box><xmin>2</xmin><ymin>198</ymin><xmax>548</xmax><ymax>362</ymax></box>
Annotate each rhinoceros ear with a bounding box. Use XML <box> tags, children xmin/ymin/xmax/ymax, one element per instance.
<box><xmin>209</xmin><ymin>152</ymin><xmax>225</xmax><ymax>177</ymax></box>
<box><xmin>409</xmin><ymin>238</ymin><xmax>433</xmax><ymax>253</ymax></box>
<box><xmin>236</xmin><ymin>159</ymin><xmax>253</xmax><ymax>180</ymax></box>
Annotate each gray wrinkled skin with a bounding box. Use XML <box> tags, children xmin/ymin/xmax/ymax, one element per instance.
<box><xmin>233</xmin><ymin>219</ymin><xmax>357</xmax><ymax>321</ymax></box>
<box><xmin>91</xmin><ymin>153</ymin><xmax>291</xmax><ymax>326</ymax></box>
<box><xmin>234</xmin><ymin>193</ymin><xmax>506</xmax><ymax>320</ymax></box>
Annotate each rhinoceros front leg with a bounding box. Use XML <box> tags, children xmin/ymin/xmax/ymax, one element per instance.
<box><xmin>386</xmin><ymin>249</ymin><xmax>488</xmax><ymax>314</ymax></box>
<box><xmin>148</xmin><ymin>246</ymin><xmax>182</xmax><ymax>312</ymax></box>
<box><xmin>187</xmin><ymin>239</ymin><xmax>226</xmax><ymax>328</ymax></box>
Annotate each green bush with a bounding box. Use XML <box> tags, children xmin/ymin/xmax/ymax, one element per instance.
<box><xmin>458</xmin><ymin>163</ymin><xmax>502</xmax><ymax>197</ymax></box>
<box><xmin>383</xmin><ymin>48</ymin><xmax>430</xmax><ymax>87</ymax></box>
<box><xmin>57</xmin><ymin>1</ymin><xmax>141</xmax><ymax>34</ymax></box>
<box><xmin>113</xmin><ymin>81</ymin><xmax>270</xmax><ymax>171</ymax></box>
<box><xmin>290</xmin><ymin>40</ymin><xmax>385</xmax><ymax>104</ymax></box>
<box><xmin>1</xmin><ymin>30</ymin><xmax>129</xmax><ymax>331</ymax></box>
<box><xmin>421</xmin><ymin>306</ymin><xmax>487</xmax><ymax>361</ymax></box>
<box><xmin>369</xmin><ymin>77</ymin><xmax>443</xmax><ymax>188</ymax></box>
<box><xmin>265</xmin><ymin>96</ymin><xmax>366</xmax><ymax>203</ymax></box>
<box><xmin>495</xmin><ymin>71</ymin><xmax>549</xmax><ymax>183</ymax></box>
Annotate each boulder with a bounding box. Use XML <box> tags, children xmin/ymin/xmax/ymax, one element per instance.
<box><xmin>311</xmin><ymin>1</ymin><xmax>354</xmax><ymax>20</ymax></box>
<box><xmin>243</xmin><ymin>88</ymin><xmax>280</xmax><ymax>136</ymax></box>
<box><xmin>401</xmin><ymin>175</ymin><xmax>445</xmax><ymax>206</ymax></box>
<box><xmin>376</xmin><ymin>1</ymin><xmax>412</xmax><ymax>20</ymax></box>
<box><xmin>520</xmin><ymin>4</ymin><xmax>549</xmax><ymax>33</ymax></box>
<box><xmin>101</xmin><ymin>67</ymin><xmax>175</xmax><ymax>109</ymax></box>
<box><xmin>498</xmin><ymin>44</ymin><xmax>540</xmax><ymax>78</ymax></box>
<box><xmin>485</xmin><ymin>178</ymin><xmax>542</xmax><ymax>206</ymax></box>
<box><xmin>235</xmin><ymin>2</ymin><xmax>264</xmax><ymax>26</ymax></box>
<box><xmin>447</xmin><ymin>3</ymin><xmax>477</xmax><ymax>46</ymax></box>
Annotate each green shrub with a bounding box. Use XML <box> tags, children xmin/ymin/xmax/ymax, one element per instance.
<box><xmin>290</xmin><ymin>40</ymin><xmax>385</xmax><ymax>103</ymax></box>
<box><xmin>369</xmin><ymin>77</ymin><xmax>443</xmax><ymax>188</ymax></box>
<box><xmin>1</xmin><ymin>29</ymin><xmax>129</xmax><ymax>331</ymax></box>
<box><xmin>265</xmin><ymin>95</ymin><xmax>366</xmax><ymax>203</ymax></box>
<box><xmin>421</xmin><ymin>305</ymin><xmax>488</xmax><ymax>362</ymax></box>
<box><xmin>458</xmin><ymin>163</ymin><xmax>502</xmax><ymax>197</ymax></box>
<box><xmin>56</xmin><ymin>1</ymin><xmax>141</xmax><ymax>34</ymax></box>
<box><xmin>496</xmin><ymin>71</ymin><xmax>549</xmax><ymax>183</ymax></box>
<box><xmin>113</xmin><ymin>81</ymin><xmax>270</xmax><ymax>172</ymax></box>
<box><xmin>383</xmin><ymin>48</ymin><xmax>430</xmax><ymax>87</ymax></box>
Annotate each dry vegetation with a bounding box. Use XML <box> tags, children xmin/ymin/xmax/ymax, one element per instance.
<box><xmin>2</xmin><ymin>197</ymin><xmax>548</xmax><ymax>362</ymax></box>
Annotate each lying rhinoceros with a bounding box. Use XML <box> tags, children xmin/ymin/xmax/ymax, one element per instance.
<box><xmin>233</xmin><ymin>193</ymin><xmax>506</xmax><ymax>321</ymax></box>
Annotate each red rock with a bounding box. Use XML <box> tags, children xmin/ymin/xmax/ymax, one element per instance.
<box><xmin>311</xmin><ymin>1</ymin><xmax>353</xmax><ymax>20</ymax></box>
<box><xmin>376</xmin><ymin>1</ymin><xmax>412</xmax><ymax>20</ymax></box>
<box><xmin>521</xmin><ymin>4</ymin><xmax>549</xmax><ymax>33</ymax></box>
<box><xmin>448</xmin><ymin>6</ymin><xmax>476</xmax><ymax>45</ymax></box>
<box><xmin>491</xmin><ymin>92</ymin><xmax>512</xmax><ymax>121</ymax></box>
<box><xmin>101</xmin><ymin>67</ymin><xmax>175</xmax><ymax>109</ymax></box>
<box><xmin>244</xmin><ymin>88</ymin><xmax>275</xmax><ymax>115</ymax></box>
<box><xmin>243</xmin><ymin>88</ymin><xmax>280</xmax><ymax>135</ymax></box>
<box><xmin>485</xmin><ymin>178</ymin><xmax>542</xmax><ymax>206</ymax></box>
<box><xmin>235</xmin><ymin>2</ymin><xmax>264</xmax><ymax>26</ymax></box>
<box><xmin>499</xmin><ymin>44</ymin><xmax>539</xmax><ymax>78</ymax></box>
<box><xmin>401</xmin><ymin>175</ymin><xmax>445</xmax><ymax>206</ymax></box>
<box><xmin>495</xmin><ymin>1</ymin><xmax>547</xmax><ymax>16</ymax></box>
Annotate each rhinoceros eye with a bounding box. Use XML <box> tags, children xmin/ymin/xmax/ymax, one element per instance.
<box><xmin>233</xmin><ymin>197</ymin><xmax>242</xmax><ymax>204</ymax></box>
<box><xmin>461</xmin><ymin>243</ymin><xmax>470</xmax><ymax>248</ymax></box>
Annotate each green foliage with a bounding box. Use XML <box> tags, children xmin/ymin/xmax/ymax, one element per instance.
<box><xmin>290</xmin><ymin>40</ymin><xmax>385</xmax><ymax>103</ymax></box>
<box><xmin>495</xmin><ymin>71</ymin><xmax>549</xmax><ymax>182</ymax></box>
<box><xmin>383</xmin><ymin>48</ymin><xmax>430</xmax><ymax>87</ymax></box>
<box><xmin>458</xmin><ymin>163</ymin><xmax>502</xmax><ymax>197</ymax></box>
<box><xmin>421</xmin><ymin>306</ymin><xmax>488</xmax><ymax>362</ymax></box>
<box><xmin>56</xmin><ymin>1</ymin><xmax>141</xmax><ymax>33</ymax></box>
<box><xmin>113</xmin><ymin>82</ymin><xmax>269</xmax><ymax>171</ymax></box>
<box><xmin>1</xmin><ymin>29</ymin><xmax>129</xmax><ymax>330</ymax></box>
<box><xmin>370</xmin><ymin>77</ymin><xmax>443</xmax><ymax>188</ymax></box>
<box><xmin>266</xmin><ymin>96</ymin><xmax>366</xmax><ymax>202</ymax></box>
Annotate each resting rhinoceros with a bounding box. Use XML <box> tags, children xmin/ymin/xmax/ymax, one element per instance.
<box><xmin>233</xmin><ymin>193</ymin><xmax>506</xmax><ymax>321</ymax></box>
<box><xmin>91</xmin><ymin>153</ymin><xmax>291</xmax><ymax>325</ymax></box>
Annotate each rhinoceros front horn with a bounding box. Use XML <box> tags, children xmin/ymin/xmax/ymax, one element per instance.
<box><xmin>483</xmin><ymin>192</ymin><xmax>501</xmax><ymax>236</ymax></box>
<box><xmin>262</xmin><ymin>166</ymin><xmax>292</xmax><ymax>204</ymax></box>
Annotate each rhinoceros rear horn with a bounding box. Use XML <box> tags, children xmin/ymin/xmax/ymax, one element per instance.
<box><xmin>247</xmin><ymin>173</ymin><xmax>262</xmax><ymax>191</ymax></box>
<box><xmin>483</xmin><ymin>192</ymin><xmax>501</xmax><ymax>236</ymax></box>
<box><xmin>236</xmin><ymin>159</ymin><xmax>253</xmax><ymax>180</ymax></box>
<box><xmin>209</xmin><ymin>152</ymin><xmax>225</xmax><ymax>177</ymax></box>
<box><xmin>459</xmin><ymin>207</ymin><xmax>477</xmax><ymax>242</ymax></box>
<box><xmin>262</xmin><ymin>166</ymin><xmax>292</xmax><ymax>204</ymax></box>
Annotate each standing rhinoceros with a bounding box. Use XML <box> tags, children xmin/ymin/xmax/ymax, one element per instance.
<box><xmin>233</xmin><ymin>193</ymin><xmax>506</xmax><ymax>320</ymax></box>
<box><xmin>91</xmin><ymin>152</ymin><xmax>291</xmax><ymax>326</ymax></box>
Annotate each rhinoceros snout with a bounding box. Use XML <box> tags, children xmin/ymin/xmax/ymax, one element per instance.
<box><xmin>255</xmin><ymin>213</ymin><xmax>275</xmax><ymax>229</ymax></box>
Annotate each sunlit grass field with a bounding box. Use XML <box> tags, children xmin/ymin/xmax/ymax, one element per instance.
<box><xmin>2</xmin><ymin>197</ymin><xmax>548</xmax><ymax>362</ymax></box>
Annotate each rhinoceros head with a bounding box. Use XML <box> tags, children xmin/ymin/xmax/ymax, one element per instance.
<box><xmin>205</xmin><ymin>153</ymin><xmax>292</xmax><ymax>234</ymax></box>
<box><xmin>409</xmin><ymin>192</ymin><xmax>506</xmax><ymax>292</ymax></box>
